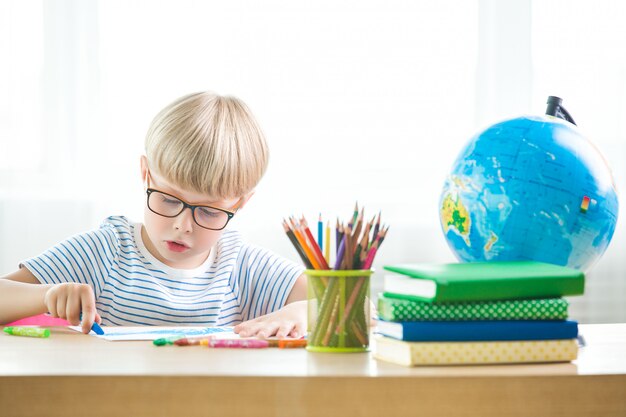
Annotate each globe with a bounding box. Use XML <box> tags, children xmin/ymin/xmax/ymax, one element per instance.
<box><xmin>439</xmin><ymin>110</ymin><xmax>619</xmax><ymax>271</ymax></box>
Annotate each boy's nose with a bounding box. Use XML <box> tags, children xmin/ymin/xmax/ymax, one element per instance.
<box><xmin>174</xmin><ymin>207</ymin><xmax>194</xmax><ymax>233</ymax></box>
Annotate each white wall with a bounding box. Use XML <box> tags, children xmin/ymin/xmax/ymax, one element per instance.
<box><xmin>1</xmin><ymin>0</ymin><xmax>625</xmax><ymax>322</ymax></box>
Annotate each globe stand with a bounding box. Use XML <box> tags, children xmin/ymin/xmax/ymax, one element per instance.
<box><xmin>546</xmin><ymin>96</ymin><xmax>576</xmax><ymax>126</ymax></box>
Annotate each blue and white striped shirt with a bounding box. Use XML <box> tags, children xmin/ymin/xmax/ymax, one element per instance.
<box><xmin>22</xmin><ymin>216</ymin><xmax>304</xmax><ymax>326</ymax></box>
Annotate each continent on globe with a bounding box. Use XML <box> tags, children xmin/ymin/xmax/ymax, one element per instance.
<box><xmin>441</xmin><ymin>192</ymin><xmax>471</xmax><ymax>245</ymax></box>
<box><xmin>439</xmin><ymin>97</ymin><xmax>619</xmax><ymax>271</ymax></box>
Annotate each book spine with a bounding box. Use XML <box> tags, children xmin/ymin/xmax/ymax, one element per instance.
<box><xmin>436</xmin><ymin>276</ymin><xmax>584</xmax><ymax>302</ymax></box>
<box><xmin>374</xmin><ymin>336</ymin><xmax>579</xmax><ymax>366</ymax></box>
<box><xmin>377</xmin><ymin>295</ymin><xmax>569</xmax><ymax>321</ymax></box>
<box><xmin>379</xmin><ymin>320</ymin><xmax>579</xmax><ymax>342</ymax></box>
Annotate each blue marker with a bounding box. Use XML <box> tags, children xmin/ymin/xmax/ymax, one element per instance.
<box><xmin>91</xmin><ymin>321</ymin><xmax>105</xmax><ymax>335</ymax></box>
<box><xmin>79</xmin><ymin>313</ymin><xmax>105</xmax><ymax>335</ymax></box>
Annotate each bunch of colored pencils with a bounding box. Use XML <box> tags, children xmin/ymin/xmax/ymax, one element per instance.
<box><xmin>282</xmin><ymin>203</ymin><xmax>388</xmax><ymax>350</ymax></box>
<box><xmin>282</xmin><ymin>203</ymin><xmax>388</xmax><ymax>272</ymax></box>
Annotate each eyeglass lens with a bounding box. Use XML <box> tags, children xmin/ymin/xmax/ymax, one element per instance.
<box><xmin>148</xmin><ymin>190</ymin><xmax>230</xmax><ymax>230</ymax></box>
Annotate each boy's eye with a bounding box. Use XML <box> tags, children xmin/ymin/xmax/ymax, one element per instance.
<box><xmin>197</xmin><ymin>207</ymin><xmax>221</xmax><ymax>218</ymax></box>
<box><xmin>161</xmin><ymin>195</ymin><xmax>181</xmax><ymax>205</ymax></box>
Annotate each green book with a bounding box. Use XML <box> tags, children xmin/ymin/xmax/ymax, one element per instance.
<box><xmin>377</xmin><ymin>293</ymin><xmax>569</xmax><ymax>321</ymax></box>
<box><xmin>383</xmin><ymin>261</ymin><xmax>584</xmax><ymax>303</ymax></box>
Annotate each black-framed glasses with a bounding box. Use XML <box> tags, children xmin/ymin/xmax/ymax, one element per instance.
<box><xmin>146</xmin><ymin>188</ymin><xmax>236</xmax><ymax>231</ymax></box>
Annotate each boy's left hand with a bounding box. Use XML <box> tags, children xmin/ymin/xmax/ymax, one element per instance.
<box><xmin>234</xmin><ymin>300</ymin><xmax>306</xmax><ymax>339</ymax></box>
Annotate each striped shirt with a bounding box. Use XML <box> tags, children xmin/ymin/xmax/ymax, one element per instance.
<box><xmin>22</xmin><ymin>216</ymin><xmax>304</xmax><ymax>326</ymax></box>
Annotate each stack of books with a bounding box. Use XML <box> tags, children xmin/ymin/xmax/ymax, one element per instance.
<box><xmin>374</xmin><ymin>261</ymin><xmax>584</xmax><ymax>366</ymax></box>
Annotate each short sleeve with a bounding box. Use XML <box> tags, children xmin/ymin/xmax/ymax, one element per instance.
<box><xmin>20</xmin><ymin>216</ymin><xmax>124</xmax><ymax>298</ymax></box>
<box><xmin>234</xmin><ymin>244</ymin><xmax>305</xmax><ymax>321</ymax></box>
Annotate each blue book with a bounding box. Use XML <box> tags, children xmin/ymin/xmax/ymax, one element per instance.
<box><xmin>376</xmin><ymin>319</ymin><xmax>578</xmax><ymax>342</ymax></box>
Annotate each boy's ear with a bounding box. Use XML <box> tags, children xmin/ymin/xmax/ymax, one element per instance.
<box><xmin>140</xmin><ymin>155</ymin><xmax>149</xmax><ymax>188</ymax></box>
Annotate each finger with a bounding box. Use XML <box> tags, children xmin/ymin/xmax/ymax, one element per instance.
<box><xmin>66</xmin><ymin>291</ymin><xmax>81</xmax><ymax>326</ymax></box>
<box><xmin>236</xmin><ymin>323</ymin><xmax>259</xmax><ymax>338</ymax></box>
<box><xmin>235</xmin><ymin>317</ymin><xmax>264</xmax><ymax>336</ymax></box>
<box><xmin>370</xmin><ymin>301</ymin><xmax>378</xmax><ymax>323</ymax></box>
<box><xmin>56</xmin><ymin>293</ymin><xmax>67</xmax><ymax>319</ymax></box>
<box><xmin>80</xmin><ymin>286</ymin><xmax>97</xmax><ymax>334</ymax></box>
<box><xmin>234</xmin><ymin>322</ymin><xmax>250</xmax><ymax>336</ymax></box>
<box><xmin>239</xmin><ymin>321</ymin><xmax>268</xmax><ymax>338</ymax></box>
<box><xmin>256</xmin><ymin>322</ymin><xmax>281</xmax><ymax>339</ymax></box>
<box><xmin>95</xmin><ymin>312</ymin><xmax>102</xmax><ymax>325</ymax></box>
<box><xmin>288</xmin><ymin>323</ymin><xmax>304</xmax><ymax>339</ymax></box>
<box><xmin>46</xmin><ymin>291</ymin><xmax>58</xmax><ymax>318</ymax></box>
<box><xmin>276</xmin><ymin>323</ymin><xmax>294</xmax><ymax>339</ymax></box>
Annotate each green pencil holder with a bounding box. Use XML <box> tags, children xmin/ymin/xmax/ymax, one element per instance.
<box><xmin>305</xmin><ymin>269</ymin><xmax>373</xmax><ymax>353</ymax></box>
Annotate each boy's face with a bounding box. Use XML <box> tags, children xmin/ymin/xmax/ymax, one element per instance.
<box><xmin>140</xmin><ymin>166</ymin><xmax>243</xmax><ymax>270</ymax></box>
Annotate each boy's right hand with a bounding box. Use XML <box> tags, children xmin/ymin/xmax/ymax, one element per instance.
<box><xmin>44</xmin><ymin>283</ymin><xmax>101</xmax><ymax>334</ymax></box>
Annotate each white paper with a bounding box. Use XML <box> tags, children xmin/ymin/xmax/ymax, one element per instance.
<box><xmin>69</xmin><ymin>325</ymin><xmax>236</xmax><ymax>341</ymax></box>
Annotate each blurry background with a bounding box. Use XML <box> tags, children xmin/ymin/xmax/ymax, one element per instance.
<box><xmin>0</xmin><ymin>0</ymin><xmax>624</xmax><ymax>322</ymax></box>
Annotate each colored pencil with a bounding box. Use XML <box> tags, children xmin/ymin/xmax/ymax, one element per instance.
<box><xmin>200</xmin><ymin>339</ymin><xmax>270</xmax><ymax>348</ymax></box>
<box><xmin>174</xmin><ymin>336</ymin><xmax>213</xmax><ymax>346</ymax></box>
<box><xmin>378</xmin><ymin>225</ymin><xmax>389</xmax><ymax>245</ymax></box>
<box><xmin>343</xmin><ymin>225</ymin><xmax>354</xmax><ymax>269</ymax></box>
<box><xmin>282</xmin><ymin>220</ymin><xmax>313</xmax><ymax>269</ymax></box>
<box><xmin>289</xmin><ymin>218</ymin><xmax>322</xmax><ymax>270</ymax></box>
<box><xmin>318</xmin><ymin>213</ymin><xmax>323</xmax><ymax>253</ymax></box>
<box><xmin>370</xmin><ymin>211</ymin><xmax>381</xmax><ymax>249</ymax></box>
<box><xmin>351</xmin><ymin>208</ymin><xmax>364</xmax><ymax>246</ymax></box>
<box><xmin>310</xmin><ymin>279</ymin><xmax>339</xmax><ymax>345</ymax></box>
<box><xmin>278</xmin><ymin>339</ymin><xmax>307</xmax><ymax>348</ymax></box>
<box><xmin>322</xmin><ymin>296</ymin><xmax>341</xmax><ymax>346</ymax></box>
<box><xmin>301</xmin><ymin>216</ymin><xmax>330</xmax><ymax>270</ymax></box>
<box><xmin>283</xmin><ymin>211</ymin><xmax>387</xmax><ymax>272</ymax></box>
<box><xmin>335</xmin><ymin>218</ymin><xmax>341</xmax><ymax>255</ymax></box>
<box><xmin>350</xmin><ymin>202</ymin><xmax>359</xmax><ymax>226</ymax></box>
<box><xmin>362</xmin><ymin>226</ymin><xmax>387</xmax><ymax>269</ymax></box>
<box><xmin>334</xmin><ymin>233</ymin><xmax>348</xmax><ymax>270</ymax></box>
<box><xmin>352</xmin><ymin>218</ymin><xmax>372</xmax><ymax>269</ymax></box>
<box><xmin>362</xmin><ymin>244</ymin><xmax>378</xmax><ymax>271</ymax></box>
<box><xmin>324</xmin><ymin>221</ymin><xmax>331</xmax><ymax>265</ymax></box>
<box><xmin>351</xmin><ymin>321</ymin><xmax>367</xmax><ymax>345</ymax></box>
<box><xmin>334</xmin><ymin>274</ymin><xmax>368</xmax><ymax>335</ymax></box>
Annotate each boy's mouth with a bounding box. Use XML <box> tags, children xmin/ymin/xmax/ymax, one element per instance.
<box><xmin>165</xmin><ymin>240</ymin><xmax>190</xmax><ymax>253</ymax></box>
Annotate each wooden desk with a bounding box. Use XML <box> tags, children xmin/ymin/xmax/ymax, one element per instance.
<box><xmin>1</xmin><ymin>324</ymin><xmax>625</xmax><ymax>417</ymax></box>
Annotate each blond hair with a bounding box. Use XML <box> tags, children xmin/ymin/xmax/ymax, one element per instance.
<box><xmin>145</xmin><ymin>92</ymin><xmax>269</xmax><ymax>199</ymax></box>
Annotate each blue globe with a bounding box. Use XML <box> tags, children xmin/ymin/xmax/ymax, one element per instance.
<box><xmin>439</xmin><ymin>114</ymin><xmax>619</xmax><ymax>271</ymax></box>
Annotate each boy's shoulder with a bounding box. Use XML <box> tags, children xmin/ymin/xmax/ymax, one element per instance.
<box><xmin>217</xmin><ymin>230</ymin><xmax>290</xmax><ymax>262</ymax></box>
<box><xmin>216</xmin><ymin>229</ymin><xmax>244</xmax><ymax>250</ymax></box>
<box><xmin>95</xmin><ymin>216</ymin><xmax>138</xmax><ymax>242</ymax></box>
<box><xmin>215</xmin><ymin>229</ymin><xmax>269</xmax><ymax>260</ymax></box>
<box><xmin>99</xmin><ymin>215</ymin><xmax>134</xmax><ymax>231</ymax></box>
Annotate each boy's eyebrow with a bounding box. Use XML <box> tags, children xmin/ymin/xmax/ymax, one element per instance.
<box><xmin>157</xmin><ymin>185</ymin><xmax>235</xmax><ymax>209</ymax></box>
<box><xmin>149</xmin><ymin>171</ymin><xmax>238</xmax><ymax>209</ymax></box>
<box><xmin>150</xmin><ymin>178</ymin><xmax>217</xmax><ymax>206</ymax></box>
<box><xmin>169</xmin><ymin>189</ymin><xmax>226</xmax><ymax>207</ymax></box>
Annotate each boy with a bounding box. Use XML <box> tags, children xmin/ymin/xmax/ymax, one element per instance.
<box><xmin>0</xmin><ymin>92</ymin><xmax>307</xmax><ymax>338</ymax></box>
